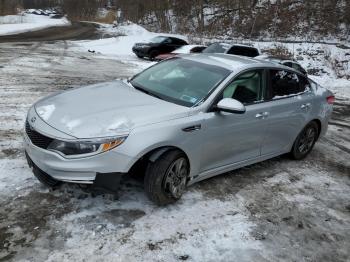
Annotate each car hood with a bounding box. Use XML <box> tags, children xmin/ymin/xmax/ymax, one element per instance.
<box><xmin>34</xmin><ymin>81</ymin><xmax>190</xmax><ymax>139</ymax></box>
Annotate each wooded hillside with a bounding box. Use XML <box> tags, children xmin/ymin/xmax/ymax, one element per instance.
<box><xmin>1</xmin><ymin>0</ymin><xmax>349</xmax><ymax>40</ymax></box>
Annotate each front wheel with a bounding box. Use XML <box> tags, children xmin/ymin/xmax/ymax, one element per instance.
<box><xmin>290</xmin><ymin>121</ymin><xmax>319</xmax><ymax>160</ymax></box>
<box><xmin>144</xmin><ymin>150</ymin><xmax>189</xmax><ymax>206</ymax></box>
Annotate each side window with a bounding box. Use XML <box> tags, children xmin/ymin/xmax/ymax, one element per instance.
<box><xmin>172</xmin><ymin>38</ymin><xmax>180</xmax><ymax>45</ymax></box>
<box><xmin>309</xmin><ymin>79</ymin><xmax>318</xmax><ymax>91</ymax></box>
<box><xmin>191</xmin><ymin>46</ymin><xmax>205</xmax><ymax>53</ymax></box>
<box><xmin>269</xmin><ymin>70</ymin><xmax>303</xmax><ymax>99</ymax></box>
<box><xmin>164</xmin><ymin>38</ymin><xmax>172</xmax><ymax>44</ymax></box>
<box><xmin>270</xmin><ymin>70</ymin><xmax>300</xmax><ymax>99</ymax></box>
<box><xmin>299</xmin><ymin>75</ymin><xmax>311</xmax><ymax>93</ymax></box>
<box><xmin>292</xmin><ymin>63</ymin><xmax>307</xmax><ymax>75</ymax></box>
<box><xmin>283</xmin><ymin>62</ymin><xmax>293</xmax><ymax>68</ymax></box>
<box><xmin>222</xmin><ymin>70</ymin><xmax>263</xmax><ymax>105</ymax></box>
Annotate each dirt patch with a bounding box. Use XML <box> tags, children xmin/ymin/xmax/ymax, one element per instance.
<box><xmin>242</xmin><ymin>172</ymin><xmax>350</xmax><ymax>262</ymax></box>
<box><xmin>77</xmin><ymin>209</ymin><xmax>146</xmax><ymax>229</ymax></box>
<box><xmin>0</xmin><ymin>22</ymin><xmax>102</xmax><ymax>43</ymax></box>
<box><xmin>0</xmin><ymin>191</ymin><xmax>73</xmax><ymax>260</ymax></box>
<box><xmin>1</xmin><ymin>148</ymin><xmax>22</xmax><ymax>158</ymax></box>
<box><xmin>194</xmin><ymin>156</ymin><xmax>284</xmax><ymax>200</ymax></box>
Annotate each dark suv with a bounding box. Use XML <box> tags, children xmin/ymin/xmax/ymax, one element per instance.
<box><xmin>203</xmin><ymin>43</ymin><xmax>260</xmax><ymax>58</ymax></box>
<box><xmin>132</xmin><ymin>36</ymin><xmax>188</xmax><ymax>60</ymax></box>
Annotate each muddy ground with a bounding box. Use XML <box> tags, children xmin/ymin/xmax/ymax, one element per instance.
<box><xmin>0</xmin><ymin>22</ymin><xmax>106</xmax><ymax>43</ymax></box>
<box><xmin>0</xmin><ymin>39</ymin><xmax>349</xmax><ymax>262</ymax></box>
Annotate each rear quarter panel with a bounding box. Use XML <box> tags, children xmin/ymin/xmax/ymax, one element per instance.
<box><xmin>310</xmin><ymin>86</ymin><xmax>334</xmax><ymax>138</ymax></box>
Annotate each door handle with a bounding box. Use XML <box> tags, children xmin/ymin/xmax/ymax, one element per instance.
<box><xmin>256</xmin><ymin>112</ymin><xmax>269</xmax><ymax>119</ymax></box>
<box><xmin>256</xmin><ymin>113</ymin><xmax>264</xmax><ymax>119</ymax></box>
<box><xmin>301</xmin><ymin>103</ymin><xmax>311</xmax><ymax>110</ymax></box>
<box><xmin>182</xmin><ymin>124</ymin><xmax>201</xmax><ymax>132</ymax></box>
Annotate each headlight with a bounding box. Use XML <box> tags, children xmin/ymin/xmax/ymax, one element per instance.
<box><xmin>47</xmin><ymin>136</ymin><xmax>127</xmax><ymax>158</ymax></box>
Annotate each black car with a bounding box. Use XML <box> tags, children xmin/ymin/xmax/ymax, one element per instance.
<box><xmin>202</xmin><ymin>43</ymin><xmax>260</xmax><ymax>58</ymax></box>
<box><xmin>132</xmin><ymin>36</ymin><xmax>188</xmax><ymax>60</ymax></box>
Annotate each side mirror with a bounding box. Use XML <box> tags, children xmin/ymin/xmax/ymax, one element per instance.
<box><xmin>215</xmin><ymin>98</ymin><xmax>246</xmax><ymax>114</ymax></box>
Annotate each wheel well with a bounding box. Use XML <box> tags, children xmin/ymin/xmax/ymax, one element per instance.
<box><xmin>128</xmin><ymin>146</ymin><xmax>190</xmax><ymax>178</ymax></box>
<box><xmin>311</xmin><ymin>119</ymin><xmax>322</xmax><ymax>140</ymax></box>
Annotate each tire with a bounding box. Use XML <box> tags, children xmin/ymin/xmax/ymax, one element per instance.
<box><xmin>144</xmin><ymin>150</ymin><xmax>189</xmax><ymax>206</ymax></box>
<box><xmin>33</xmin><ymin>166</ymin><xmax>61</xmax><ymax>188</ymax></box>
<box><xmin>136</xmin><ymin>54</ymin><xmax>143</xmax><ymax>59</ymax></box>
<box><xmin>149</xmin><ymin>50</ymin><xmax>159</xmax><ymax>61</ymax></box>
<box><xmin>290</xmin><ymin>121</ymin><xmax>319</xmax><ymax>160</ymax></box>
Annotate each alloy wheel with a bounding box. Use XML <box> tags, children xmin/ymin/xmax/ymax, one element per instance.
<box><xmin>163</xmin><ymin>158</ymin><xmax>188</xmax><ymax>199</ymax></box>
<box><xmin>298</xmin><ymin>126</ymin><xmax>317</xmax><ymax>154</ymax></box>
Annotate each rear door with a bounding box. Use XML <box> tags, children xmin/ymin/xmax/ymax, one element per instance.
<box><xmin>261</xmin><ymin>69</ymin><xmax>313</xmax><ymax>155</ymax></box>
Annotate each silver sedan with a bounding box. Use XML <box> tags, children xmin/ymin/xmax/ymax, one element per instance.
<box><xmin>24</xmin><ymin>54</ymin><xmax>334</xmax><ymax>205</ymax></box>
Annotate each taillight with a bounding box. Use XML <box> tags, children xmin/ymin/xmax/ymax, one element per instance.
<box><xmin>327</xmin><ymin>95</ymin><xmax>335</xmax><ymax>104</ymax></box>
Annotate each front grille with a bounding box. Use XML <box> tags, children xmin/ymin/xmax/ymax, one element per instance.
<box><xmin>25</xmin><ymin>120</ymin><xmax>54</xmax><ymax>149</ymax></box>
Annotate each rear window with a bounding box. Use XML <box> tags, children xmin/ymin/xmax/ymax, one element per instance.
<box><xmin>227</xmin><ymin>46</ymin><xmax>259</xmax><ymax>57</ymax></box>
<box><xmin>171</xmin><ymin>38</ymin><xmax>188</xmax><ymax>45</ymax></box>
<box><xmin>268</xmin><ymin>70</ymin><xmax>310</xmax><ymax>99</ymax></box>
<box><xmin>203</xmin><ymin>43</ymin><xmax>231</xmax><ymax>54</ymax></box>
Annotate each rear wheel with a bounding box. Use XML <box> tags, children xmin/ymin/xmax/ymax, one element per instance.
<box><xmin>144</xmin><ymin>150</ymin><xmax>189</xmax><ymax>206</ymax></box>
<box><xmin>290</xmin><ymin>121</ymin><xmax>319</xmax><ymax>160</ymax></box>
<box><xmin>136</xmin><ymin>54</ymin><xmax>143</xmax><ymax>59</ymax></box>
<box><xmin>149</xmin><ymin>50</ymin><xmax>159</xmax><ymax>61</ymax></box>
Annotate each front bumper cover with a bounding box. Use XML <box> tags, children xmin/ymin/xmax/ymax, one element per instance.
<box><xmin>132</xmin><ymin>46</ymin><xmax>150</xmax><ymax>57</ymax></box>
<box><xmin>25</xmin><ymin>151</ymin><xmax>123</xmax><ymax>194</ymax></box>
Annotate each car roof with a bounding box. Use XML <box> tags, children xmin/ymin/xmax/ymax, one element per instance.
<box><xmin>256</xmin><ymin>55</ymin><xmax>300</xmax><ymax>64</ymax></box>
<box><xmin>209</xmin><ymin>42</ymin><xmax>258</xmax><ymax>50</ymax></box>
<box><xmin>155</xmin><ymin>35</ymin><xmax>188</xmax><ymax>43</ymax></box>
<box><xmin>171</xmin><ymin>45</ymin><xmax>206</xmax><ymax>54</ymax></box>
<box><xmin>180</xmin><ymin>53</ymin><xmax>284</xmax><ymax>72</ymax></box>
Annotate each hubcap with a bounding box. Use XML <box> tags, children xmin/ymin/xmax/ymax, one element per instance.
<box><xmin>298</xmin><ymin>127</ymin><xmax>316</xmax><ymax>154</ymax></box>
<box><xmin>163</xmin><ymin>158</ymin><xmax>188</xmax><ymax>199</ymax></box>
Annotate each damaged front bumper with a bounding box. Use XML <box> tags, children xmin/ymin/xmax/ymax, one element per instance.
<box><xmin>25</xmin><ymin>151</ymin><xmax>124</xmax><ymax>194</ymax></box>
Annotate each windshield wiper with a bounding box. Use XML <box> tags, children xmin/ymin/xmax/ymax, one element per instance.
<box><xmin>131</xmin><ymin>83</ymin><xmax>163</xmax><ymax>100</ymax></box>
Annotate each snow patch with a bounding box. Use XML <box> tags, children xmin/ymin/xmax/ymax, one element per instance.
<box><xmin>0</xmin><ymin>11</ymin><xmax>70</xmax><ymax>36</ymax></box>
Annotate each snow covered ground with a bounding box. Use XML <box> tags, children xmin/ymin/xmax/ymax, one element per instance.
<box><xmin>72</xmin><ymin>22</ymin><xmax>189</xmax><ymax>70</ymax></box>
<box><xmin>0</xmin><ymin>23</ymin><xmax>349</xmax><ymax>262</ymax></box>
<box><xmin>255</xmin><ymin>41</ymin><xmax>350</xmax><ymax>99</ymax></box>
<box><xmin>0</xmin><ymin>11</ymin><xmax>70</xmax><ymax>36</ymax></box>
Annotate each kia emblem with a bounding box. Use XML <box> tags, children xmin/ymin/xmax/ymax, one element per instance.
<box><xmin>30</xmin><ymin>116</ymin><xmax>37</xmax><ymax>123</ymax></box>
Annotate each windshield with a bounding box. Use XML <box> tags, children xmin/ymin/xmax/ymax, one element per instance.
<box><xmin>149</xmin><ymin>36</ymin><xmax>168</xmax><ymax>43</ymax></box>
<box><xmin>203</xmin><ymin>43</ymin><xmax>231</xmax><ymax>54</ymax></box>
<box><xmin>131</xmin><ymin>58</ymin><xmax>230</xmax><ymax>107</ymax></box>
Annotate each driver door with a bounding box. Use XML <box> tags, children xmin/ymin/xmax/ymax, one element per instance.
<box><xmin>199</xmin><ymin>69</ymin><xmax>268</xmax><ymax>173</ymax></box>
